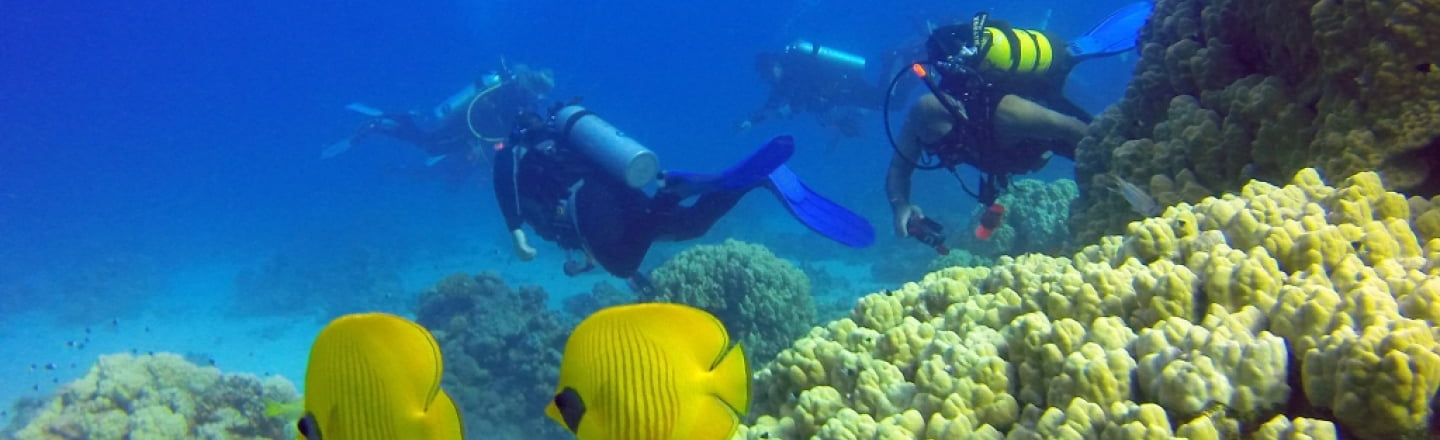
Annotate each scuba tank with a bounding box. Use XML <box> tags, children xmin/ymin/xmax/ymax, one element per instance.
<box><xmin>785</xmin><ymin>40</ymin><xmax>867</xmax><ymax>74</ymax></box>
<box><xmin>978</xmin><ymin>26</ymin><xmax>1055</xmax><ymax>77</ymax></box>
<box><xmin>434</xmin><ymin>83</ymin><xmax>481</xmax><ymax>122</ymax></box>
<box><xmin>553</xmin><ymin>106</ymin><xmax>660</xmax><ymax>189</ymax></box>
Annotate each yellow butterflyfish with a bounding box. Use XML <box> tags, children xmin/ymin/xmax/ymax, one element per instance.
<box><xmin>298</xmin><ymin>313</ymin><xmax>464</xmax><ymax>439</ymax></box>
<box><xmin>545</xmin><ymin>303</ymin><xmax>750</xmax><ymax>440</ymax></box>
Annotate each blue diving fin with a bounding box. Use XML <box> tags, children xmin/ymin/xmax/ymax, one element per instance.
<box><xmin>765</xmin><ymin>165</ymin><xmax>876</xmax><ymax>248</ymax></box>
<box><xmin>1066</xmin><ymin>1</ymin><xmax>1154</xmax><ymax>59</ymax></box>
<box><xmin>663</xmin><ymin>135</ymin><xmax>796</xmax><ymax>198</ymax></box>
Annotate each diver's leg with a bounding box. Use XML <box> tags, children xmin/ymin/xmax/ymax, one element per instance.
<box><xmin>651</xmin><ymin>189</ymin><xmax>749</xmax><ymax>242</ymax></box>
<box><xmin>992</xmin><ymin>94</ymin><xmax>1086</xmax><ymax>159</ymax></box>
<box><xmin>573</xmin><ymin>180</ymin><xmax>654</xmax><ymax>278</ymax></box>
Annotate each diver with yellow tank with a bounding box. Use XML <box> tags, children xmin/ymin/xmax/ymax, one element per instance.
<box><xmin>884</xmin><ymin>2</ymin><xmax>1154</xmax><ymax>248</ymax></box>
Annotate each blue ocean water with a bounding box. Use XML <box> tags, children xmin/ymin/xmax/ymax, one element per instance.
<box><xmin>0</xmin><ymin>0</ymin><xmax>1138</xmax><ymax>432</ymax></box>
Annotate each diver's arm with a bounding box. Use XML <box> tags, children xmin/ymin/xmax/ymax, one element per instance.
<box><xmin>888</xmin><ymin>94</ymin><xmax>953</xmax><ymax>236</ymax></box>
<box><xmin>887</xmin><ymin>144</ymin><xmax>920</xmax><ymax>238</ymax></box>
<box><xmin>492</xmin><ymin>147</ymin><xmax>535</xmax><ymax>260</ymax></box>
<box><xmin>992</xmin><ymin>94</ymin><xmax>1086</xmax><ymax>157</ymax></box>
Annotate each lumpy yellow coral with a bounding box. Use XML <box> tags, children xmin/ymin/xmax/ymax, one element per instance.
<box><xmin>744</xmin><ymin>169</ymin><xmax>1435</xmax><ymax>439</ymax></box>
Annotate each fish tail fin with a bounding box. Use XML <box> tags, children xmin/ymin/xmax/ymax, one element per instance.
<box><xmin>689</xmin><ymin>342</ymin><xmax>749</xmax><ymax>440</ymax></box>
<box><xmin>709</xmin><ymin>342</ymin><xmax>750</xmax><ymax>417</ymax></box>
<box><xmin>421</xmin><ymin>389</ymin><xmax>466</xmax><ymax>439</ymax></box>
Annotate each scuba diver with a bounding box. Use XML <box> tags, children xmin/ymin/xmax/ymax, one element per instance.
<box><xmin>884</xmin><ymin>2</ymin><xmax>1154</xmax><ymax>248</ymax></box>
<box><xmin>496</xmin><ymin>102</ymin><xmax>874</xmax><ymax>287</ymax></box>
<box><xmin>324</xmin><ymin>62</ymin><xmax>556</xmax><ymax>168</ymax></box>
<box><xmin>737</xmin><ymin>40</ymin><xmax>888</xmax><ymax>139</ymax></box>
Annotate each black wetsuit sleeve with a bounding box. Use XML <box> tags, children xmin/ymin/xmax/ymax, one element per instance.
<box><xmin>493</xmin><ymin>147</ymin><xmax>525</xmax><ymax>230</ymax></box>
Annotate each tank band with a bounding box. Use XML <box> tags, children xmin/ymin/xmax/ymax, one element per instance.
<box><xmin>559</xmin><ymin>108</ymin><xmax>597</xmax><ymax>141</ymax></box>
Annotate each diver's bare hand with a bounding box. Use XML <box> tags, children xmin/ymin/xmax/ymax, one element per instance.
<box><xmin>893</xmin><ymin>204</ymin><xmax>923</xmax><ymax>238</ymax></box>
<box><xmin>510</xmin><ymin>229</ymin><xmax>538</xmax><ymax>261</ymax></box>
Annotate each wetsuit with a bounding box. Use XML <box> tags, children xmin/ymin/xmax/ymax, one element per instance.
<box><xmin>493</xmin><ymin>138</ymin><xmax>750</xmax><ymax>278</ymax></box>
<box><xmin>375</xmin><ymin>80</ymin><xmax>540</xmax><ymax>158</ymax></box>
<box><xmin>750</xmin><ymin>51</ymin><xmax>884</xmax><ymax>125</ymax></box>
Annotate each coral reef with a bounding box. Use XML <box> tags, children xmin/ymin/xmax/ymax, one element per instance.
<box><xmin>1070</xmin><ymin>0</ymin><xmax>1440</xmax><ymax>245</ymax></box>
<box><xmin>231</xmin><ymin>245</ymin><xmax>405</xmax><ymax>320</ymax></box>
<box><xmin>740</xmin><ymin>169</ymin><xmax>1439</xmax><ymax>439</ymax></box>
<box><xmin>414</xmin><ymin>271</ymin><xmax>567</xmax><ymax>439</ymax></box>
<box><xmin>11</xmin><ymin>353</ymin><xmax>298</xmax><ymax>440</ymax></box>
<box><xmin>949</xmin><ymin>178</ymin><xmax>1079</xmax><ymax>258</ymax></box>
<box><xmin>560</xmin><ymin>281</ymin><xmax>636</xmax><ymax>325</ymax></box>
<box><xmin>644</xmin><ymin>239</ymin><xmax>814</xmax><ymax>363</ymax></box>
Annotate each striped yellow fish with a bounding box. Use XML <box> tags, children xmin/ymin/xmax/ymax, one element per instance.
<box><xmin>298</xmin><ymin>313</ymin><xmax>465</xmax><ymax>440</ymax></box>
<box><xmin>545</xmin><ymin>303</ymin><xmax>750</xmax><ymax>440</ymax></box>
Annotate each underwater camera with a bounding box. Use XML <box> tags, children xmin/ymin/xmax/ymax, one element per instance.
<box><xmin>907</xmin><ymin>216</ymin><xmax>950</xmax><ymax>255</ymax></box>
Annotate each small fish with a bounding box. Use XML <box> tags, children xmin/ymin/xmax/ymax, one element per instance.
<box><xmin>44</xmin><ymin>363</ymin><xmax>55</xmax><ymax>371</ymax></box>
<box><xmin>264</xmin><ymin>399</ymin><xmax>306</xmax><ymax>420</ymax></box>
<box><xmin>546</xmin><ymin>303</ymin><xmax>750</xmax><ymax>440</ymax></box>
<box><xmin>1106</xmin><ymin>174</ymin><xmax>1160</xmax><ymax>217</ymax></box>
<box><xmin>1418</xmin><ymin>63</ymin><xmax>1436</xmax><ymax>73</ymax></box>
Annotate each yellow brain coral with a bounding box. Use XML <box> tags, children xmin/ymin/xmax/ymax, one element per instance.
<box><xmin>742</xmin><ymin>169</ymin><xmax>1440</xmax><ymax>439</ymax></box>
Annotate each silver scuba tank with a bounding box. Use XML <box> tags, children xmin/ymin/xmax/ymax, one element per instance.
<box><xmin>433</xmin><ymin>83</ymin><xmax>481</xmax><ymax>122</ymax></box>
<box><xmin>553</xmin><ymin>106</ymin><xmax>660</xmax><ymax>189</ymax></box>
<box><xmin>785</xmin><ymin>40</ymin><xmax>867</xmax><ymax>73</ymax></box>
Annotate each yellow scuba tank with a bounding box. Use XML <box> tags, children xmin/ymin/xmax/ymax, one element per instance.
<box><xmin>978</xmin><ymin>26</ymin><xmax>1055</xmax><ymax>77</ymax></box>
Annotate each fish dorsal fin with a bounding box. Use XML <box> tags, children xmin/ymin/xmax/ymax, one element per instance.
<box><xmin>590</xmin><ymin>303</ymin><xmax>732</xmax><ymax>371</ymax></box>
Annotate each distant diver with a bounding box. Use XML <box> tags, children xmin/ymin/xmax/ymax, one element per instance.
<box><xmin>325</xmin><ymin>61</ymin><xmax>555</xmax><ymax>169</ymax></box>
<box><xmin>738</xmin><ymin>41</ymin><xmax>884</xmax><ymax>139</ymax></box>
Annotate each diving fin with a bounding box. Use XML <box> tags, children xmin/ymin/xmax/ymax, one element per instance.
<box><xmin>321</xmin><ymin>138</ymin><xmax>354</xmax><ymax>159</ymax></box>
<box><xmin>662</xmin><ymin>135</ymin><xmax>795</xmax><ymax>198</ymax></box>
<box><xmin>345</xmin><ymin>102</ymin><xmax>385</xmax><ymax>117</ymax></box>
<box><xmin>1066</xmin><ymin>1</ymin><xmax>1154</xmax><ymax>59</ymax></box>
<box><xmin>764</xmin><ymin>165</ymin><xmax>875</xmax><ymax>248</ymax></box>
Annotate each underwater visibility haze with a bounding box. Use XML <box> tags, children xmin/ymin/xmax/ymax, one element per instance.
<box><xmin>3</xmin><ymin>0</ymin><xmax>1440</xmax><ymax>439</ymax></box>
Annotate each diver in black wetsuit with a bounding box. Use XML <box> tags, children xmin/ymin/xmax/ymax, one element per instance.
<box><xmin>493</xmin><ymin>107</ymin><xmax>799</xmax><ymax>283</ymax></box>
<box><xmin>328</xmin><ymin>63</ymin><xmax>556</xmax><ymax>165</ymax></box>
<box><xmin>737</xmin><ymin>41</ymin><xmax>888</xmax><ymax>139</ymax></box>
